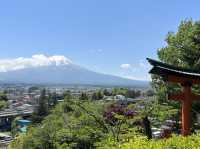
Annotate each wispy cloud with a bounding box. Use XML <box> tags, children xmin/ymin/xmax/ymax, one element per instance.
<box><xmin>124</xmin><ymin>75</ymin><xmax>151</xmax><ymax>81</ymax></box>
<box><xmin>89</xmin><ymin>49</ymin><xmax>103</xmax><ymax>53</ymax></box>
<box><xmin>120</xmin><ymin>63</ymin><xmax>132</xmax><ymax>69</ymax></box>
<box><xmin>0</xmin><ymin>54</ymin><xmax>72</xmax><ymax>72</ymax></box>
<box><xmin>120</xmin><ymin>60</ymin><xmax>151</xmax><ymax>81</ymax></box>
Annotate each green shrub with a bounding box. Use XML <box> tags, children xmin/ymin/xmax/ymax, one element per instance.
<box><xmin>98</xmin><ymin>134</ymin><xmax>200</xmax><ymax>149</ymax></box>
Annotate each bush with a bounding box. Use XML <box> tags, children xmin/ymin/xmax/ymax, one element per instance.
<box><xmin>0</xmin><ymin>100</ymin><xmax>8</xmax><ymax>110</ymax></box>
<box><xmin>98</xmin><ymin>134</ymin><xmax>200</xmax><ymax>149</ymax></box>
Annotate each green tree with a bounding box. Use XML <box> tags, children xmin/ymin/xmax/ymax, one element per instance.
<box><xmin>125</xmin><ymin>90</ymin><xmax>141</xmax><ymax>98</ymax></box>
<box><xmin>0</xmin><ymin>100</ymin><xmax>8</xmax><ymax>110</ymax></box>
<box><xmin>97</xmin><ymin>91</ymin><xmax>103</xmax><ymax>100</ymax></box>
<box><xmin>32</xmin><ymin>89</ymin><xmax>49</xmax><ymax>123</ymax></box>
<box><xmin>63</xmin><ymin>90</ymin><xmax>72</xmax><ymax>100</ymax></box>
<box><xmin>0</xmin><ymin>92</ymin><xmax>8</xmax><ymax>101</ymax></box>
<box><xmin>103</xmin><ymin>89</ymin><xmax>111</xmax><ymax>96</ymax></box>
<box><xmin>92</xmin><ymin>92</ymin><xmax>98</xmax><ymax>100</ymax></box>
<box><xmin>112</xmin><ymin>88</ymin><xmax>128</xmax><ymax>96</ymax></box>
<box><xmin>145</xmin><ymin>89</ymin><xmax>154</xmax><ymax>97</ymax></box>
<box><xmin>92</xmin><ymin>91</ymin><xmax>103</xmax><ymax>100</ymax></box>
<box><xmin>11</xmin><ymin>117</ymin><xmax>22</xmax><ymax>137</ymax></box>
<box><xmin>153</xmin><ymin>19</ymin><xmax>200</xmax><ymax>103</ymax></box>
<box><xmin>0</xmin><ymin>92</ymin><xmax>8</xmax><ymax>110</ymax></box>
<box><xmin>49</xmin><ymin>92</ymin><xmax>58</xmax><ymax>106</ymax></box>
<box><xmin>154</xmin><ymin>20</ymin><xmax>200</xmax><ymax>101</ymax></box>
<box><xmin>79</xmin><ymin>92</ymin><xmax>89</xmax><ymax>100</ymax></box>
<box><xmin>28</xmin><ymin>86</ymin><xmax>40</xmax><ymax>94</ymax></box>
<box><xmin>38</xmin><ymin>89</ymin><xmax>49</xmax><ymax>116</ymax></box>
<box><xmin>158</xmin><ymin>20</ymin><xmax>200</xmax><ymax>69</ymax></box>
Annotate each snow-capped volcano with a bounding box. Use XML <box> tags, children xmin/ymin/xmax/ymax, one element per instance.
<box><xmin>0</xmin><ymin>55</ymin><xmax>148</xmax><ymax>87</ymax></box>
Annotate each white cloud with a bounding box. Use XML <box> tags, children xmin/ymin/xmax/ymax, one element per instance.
<box><xmin>124</xmin><ymin>75</ymin><xmax>151</xmax><ymax>81</ymax></box>
<box><xmin>0</xmin><ymin>54</ymin><xmax>72</xmax><ymax>72</ymax></box>
<box><xmin>119</xmin><ymin>60</ymin><xmax>151</xmax><ymax>81</ymax></box>
<box><xmin>120</xmin><ymin>64</ymin><xmax>132</xmax><ymax>69</ymax></box>
<box><xmin>139</xmin><ymin>60</ymin><xmax>146</xmax><ymax>68</ymax></box>
<box><xmin>89</xmin><ymin>49</ymin><xmax>103</xmax><ymax>53</ymax></box>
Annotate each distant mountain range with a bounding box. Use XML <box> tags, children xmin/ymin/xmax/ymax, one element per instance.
<box><xmin>0</xmin><ymin>64</ymin><xmax>149</xmax><ymax>87</ymax></box>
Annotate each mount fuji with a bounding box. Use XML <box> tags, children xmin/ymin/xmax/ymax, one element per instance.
<box><xmin>0</xmin><ymin>55</ymin><xmax>149</xmax><ymax>87</ymax></box>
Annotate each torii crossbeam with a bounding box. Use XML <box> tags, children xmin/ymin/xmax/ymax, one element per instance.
<box><xmin>147</xmin><ymin>58</ymin><xmax>200</xmax><ymax>136</ymax></box>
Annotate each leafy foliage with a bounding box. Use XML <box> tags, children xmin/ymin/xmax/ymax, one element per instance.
<box><xmin>92</xmin><ymin>91</ymin><xmax>104</xmax><ymax>100</ymax></box>
<box><xmin>31</xmin><ymin>89</ymin><xmax>49</xmax><ymax>123</ymax></box>
<box><xmin>98</xmin><ymin>134</ymin><xmax>200</xmax><ymax>149</ymax></box>
<box><xmin>0</xmin><ymin>92</ymin><xmax>8</xmax><ymax>101</ymax></box>
<box><xmin>158</xmin><ymin>19</ymin><xmax>200</xmax><ymax>69</ymax></box>
<box><xmin>0</xmin><ymin>100</ymin><xmax>8</xmax><ymax>110</ymax></box>
<box><xmin>0</xmin><ymin>92</ymin><xmax>8</xmax><ymax>110</ymax></box>
<box><xmin>103</xmin><ymin>104</ymin><xmax>137</xmax><ymax>125</ymax></box>
<box><xmin>103</xmin><ymin>103</ymin><xmax>138</xmax><ymax>141</ymax></box>
<box><xmin>9</xmin><ymin>96</ymin><xmax>140</xmax><ymax>149</ymax></box>
<box><xmin>79</xmin><ymin>92</ymin><xmax>89</xmax><ymax>100</ymax></box>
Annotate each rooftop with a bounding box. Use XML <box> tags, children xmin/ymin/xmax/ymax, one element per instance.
<box><xmin>147</xmin><ymin>58</ymin><xmax>200</xmax><ymax>84</ymax></box>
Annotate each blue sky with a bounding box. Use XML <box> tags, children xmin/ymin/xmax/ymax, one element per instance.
<box><xmin>0</xmin><ymin>0</ymin><xmax>199</xmax><ymax>80</ymax></box>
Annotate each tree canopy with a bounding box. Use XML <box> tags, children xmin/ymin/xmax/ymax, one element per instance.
<box><xmin>158</xmin><ymin>19</ymin><xmax>200</xmax><ymax>69</ymax></box>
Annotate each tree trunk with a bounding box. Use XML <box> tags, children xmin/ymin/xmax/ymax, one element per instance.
<box><xmin>142</xmin><ymin>116</ymin><xmax>152</xmax><ymax>139</ymax></box>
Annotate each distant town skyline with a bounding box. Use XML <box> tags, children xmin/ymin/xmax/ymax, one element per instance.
<box><xmin>0</xmin><ymin>0</ymin><xmax>200</xmax><ymax>80</ymax></box>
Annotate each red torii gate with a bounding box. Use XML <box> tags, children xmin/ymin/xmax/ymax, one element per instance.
<box><xmin>147</xmin><ymin>58</ymin><xmax>200</xmax><ymax>136</ymax></box>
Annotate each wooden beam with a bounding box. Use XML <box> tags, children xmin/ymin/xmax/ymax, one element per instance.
<box><xmin>167</xmin><ymin>75</ymin><xmax>200</xmax><ymax>85</ymax></box>
<box><xmin>169</xmin><ymin>93</ymin><xmax>200</xmax><ymax>101</ymax></box>
<box><xmin>169</xmin><ymin>93</ymin><xmax>184</xmax><ymax>101</ymax></box>
<box><xmin>191</xmin><ymin>94</ymin><xmax>200</xmax><ymax>101</ymax></box>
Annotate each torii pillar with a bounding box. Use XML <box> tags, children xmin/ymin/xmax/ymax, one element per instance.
<box><xmin>180</xmin><ymin>83</ymin><xmax>192</xmax><ymax>136</ymax></box>
<box><xmin>182</xmin><ymin>84</ymin><xmax>192</xmax><ymax>136</ymax></box>
<box><xmin>170</xmin><ymin>82</ymin><xmax>200</xmax><ymax>136</ymax></box>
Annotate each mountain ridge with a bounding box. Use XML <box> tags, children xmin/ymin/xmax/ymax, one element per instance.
<box><xmin>0</xmin><ymin>64</ymin><xmax>149</xmax><ymax>87</ymax></box>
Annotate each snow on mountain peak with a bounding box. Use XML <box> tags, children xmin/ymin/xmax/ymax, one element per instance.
<box><xmin>0</xmin><ymin>54</ymin><xmax>72</xmax><ymax>72</ymax></box>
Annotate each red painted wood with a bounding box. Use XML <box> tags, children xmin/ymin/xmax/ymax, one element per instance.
<box><xmin>168</xmin><ymin>84</ymin><xmax>193</xmax><ymax>136</ymax></box>
<box><xmin>181</xmin><ymin>85</ymin><xmax>192</xmax><ymax>136</ymax></box>
<box><xmin>169</xmin><ymin>93</ymin><xmax>184</xmax><ymax>101</ymax></box>
<box><xmin>168</xmin><ymin>75</ymin><xmax>200</xmax><ymax>85</ymax></box>
<box><xmin>191</xmin><ymin>94</ymin><xmax>200</xmax><ymax>101</ymax></box>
